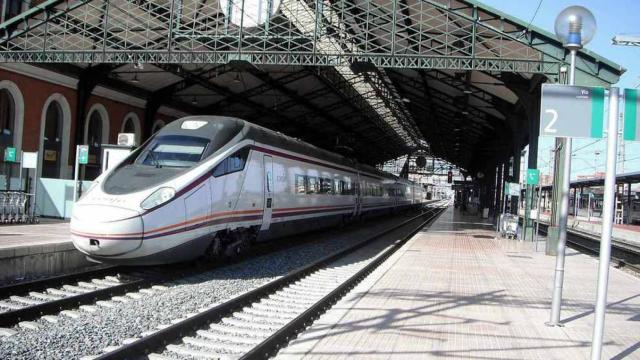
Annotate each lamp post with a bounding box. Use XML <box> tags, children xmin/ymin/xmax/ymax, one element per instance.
<box><xmin>547</xmin><ymin>5</ymin><xmax>596</xmax><ymax>327</ymax></box>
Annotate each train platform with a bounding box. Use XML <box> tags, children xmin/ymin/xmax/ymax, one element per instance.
<box><xmin>0</xmin><ymin>220</ymin><xmax>95</xmax><ymax>284</ymax></box>
<box><xmin>278</xmin><ymin>207</ymin><xmax>640</xmax><ymax>359</ymax></box>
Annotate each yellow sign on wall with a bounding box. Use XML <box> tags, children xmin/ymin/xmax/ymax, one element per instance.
<box><xmin>44</xmin><ymin>150</ymin><xmax>57</xmax><ymax>161</ymax></box>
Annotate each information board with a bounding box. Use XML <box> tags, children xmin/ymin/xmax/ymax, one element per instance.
<box><xmin>526</xmin><ymin>169</ymin><xmax>540</xmax><ymax>185</ymax></box>
<box><xmin>22</xmin><ymin>152</ymin><xmax>37</xmax><ymax>169</ymax></box>
<box><xmin>505</xmin><ymin>182</ymin><xmax>521</xmax><ymax>197</ymax></box>
<box><xmin>540</xmin><ymin>84</ymin><xmax>605</xmax><ymax>139</ymax></box>
<box><xmin>4</xmin><ymin>147</ymin><xmax>16</xmax><ymax>162</ymax></box>
<box><xmin>77</xmin><ymin>145</ymin><xmax>89</xmax><ymax>165</ymax></box>
<box><xmin>624</xmin><ymin>88</ymin><xmax>640</xmax><ymax>142</ymax></box>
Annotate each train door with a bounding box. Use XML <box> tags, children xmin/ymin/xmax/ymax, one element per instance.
<box><xmin>354</xmin><ymin>173</ymin><xmax>362</xmax><ymax>217</ymax></box>
<box><xmin>260</xmin><ymin>155</ymin><xmax>274</xmax><ymax>230</ymax></box>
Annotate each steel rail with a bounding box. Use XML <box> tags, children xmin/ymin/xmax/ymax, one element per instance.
<box><xmin>0</xmin><ymin>204</ymin><xmax>442</xmax><ymax>330</ymax></box>
<box><xmin>0</xmin><ymin>266</ymin><xmax>121</xmax><ymax>297</ymax></box>
<box><xmin>535</xmin><ymin>222</ymin><xmax>640</xmax><ymax>273</ymax></box>
<box><xmin>242</xmin><ymin>206</ymin><xmax>446</xmax><ymax>359</ymax></box>
<box><xmin>0</xmin><ymin>277</ymin><xmax>155</xmax><ymax>327</ymax></box>
<box><xmin>95</xmin><ymin>204</ymin><xmax>447</xmax><ymax>360</ymax></box>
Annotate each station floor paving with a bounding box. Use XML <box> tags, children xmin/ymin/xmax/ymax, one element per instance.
<box><xmin>277</xmin><ymin>207</ymin><xmax>640</xmax><ymax>360</ymax></box>
<box><xmin>0</xmin><ymin>219</ymin><xmax>70</xmax><ymax>249</ymax></box>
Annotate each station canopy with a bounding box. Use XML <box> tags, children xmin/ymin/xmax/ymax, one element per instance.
<box><xmin>0</xmin><ymin>0</ymin><xmax>625</xmax><ymax>170</ymax></box>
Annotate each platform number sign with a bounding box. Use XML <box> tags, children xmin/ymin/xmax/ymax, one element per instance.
<box><xmin>447</xmin><ymin>170</ymin><xmax>453</xmax><ymax>184</ymax></box>
<box><xmin>540</xmin><ymin>84</ymin><xmax>605</xmax><ymax>139</ymax></box>
<box><xmin>624</xmin><ymin>89</ymin><xmax>640</xmax><ymax>142</ymax></box>
<box><xmin>3</xmin><ymin>147</ymin><xmax>16</xmax><ymax>162</ymax></box>
<box><xmin>526</xmin><ymin>168</ymin><xmax>540</xmax><ymax>185</ymax></box>
<box><xmin>77</xmin><ymin>145</ymin><xmax>89</xmax><ymax>165</ymax></box>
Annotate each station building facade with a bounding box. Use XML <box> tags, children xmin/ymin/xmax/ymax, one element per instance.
<box><xmin>0</xmin><ymin>64</ymin><xmax>184</xmax><ymax>188</ymax></box>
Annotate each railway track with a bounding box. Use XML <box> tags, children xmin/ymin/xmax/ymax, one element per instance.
<box><xmin>535</xmin><ymin>222</ymin><xmax>640</xmax><ymax>273</ymax></box>
<box><xmin>90</xmin><ymin>203</ymin><xmax>447</xmax><ymax>360</ymax></box>
<box><xmin>0</xmin><ymin>205</ymin><xmax>443</xmax><ymax>338</ymax></box>
<box><xmin>0</xmin><ymin>266</ymin><xmax>161</xmax><ymax>329</ymax></box>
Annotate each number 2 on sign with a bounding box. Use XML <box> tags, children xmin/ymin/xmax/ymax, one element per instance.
<box><xmin>544</xmin><ymin>109</ymin><xmax>558</xmax><ymax>134</ymax></box>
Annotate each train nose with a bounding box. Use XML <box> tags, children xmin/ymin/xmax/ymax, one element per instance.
<box><xmin>71</xmin><ymin>205</ymin><xmax>143</xmax><ymax>256</ymax></box>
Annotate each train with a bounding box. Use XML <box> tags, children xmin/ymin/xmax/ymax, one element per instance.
<box><xmin>568</xmin><ymin>191</ymin><xmax>640</xmax><ymax>224</ymax></box>
<box><xmin>70</xmin><ymin>116</ymin><xmax>430</xmax><ymax>265</ymax></box>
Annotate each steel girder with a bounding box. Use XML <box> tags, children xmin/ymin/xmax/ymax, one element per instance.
<box><xmin>0</xmin><ymin>0</ymin><xmax>623</xmax><ymax>84</ymax></box>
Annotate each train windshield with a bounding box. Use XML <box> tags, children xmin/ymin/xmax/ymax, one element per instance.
<box><xmin>136</xmin><ymin>135</ymin><xmax>209</xmax><ymax>168</ymax></box>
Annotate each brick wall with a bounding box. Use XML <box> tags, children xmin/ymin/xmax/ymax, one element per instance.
<box><xmin>0</xmin><ymin>67</ymin><xmax>177</xmax><ymax>169</ymax></box>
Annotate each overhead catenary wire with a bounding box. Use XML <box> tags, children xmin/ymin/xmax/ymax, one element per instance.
<box><xmin>572</xmin><ymin>139</ymin><xmax>603</xmax><ymax>154</ymax></box>
<box><xmin>525</xmin><ymin>0</ymin><xmax>544</xmax><ymax>31</ymax></box>
<box><xmin>571</xmin><ymin>154</ymin><xmax>640</xmax><ymax>174</ymax></box>
<box><xmin>518</xmin><ymin>0</ymin><xmax>544</xmax><ymax>39</ymax></box>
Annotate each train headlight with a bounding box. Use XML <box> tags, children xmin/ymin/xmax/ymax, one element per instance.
<box><xmin>141</xmin><ymin>187</ymin><xmax>176</xmax><ymax>210</ymax></box>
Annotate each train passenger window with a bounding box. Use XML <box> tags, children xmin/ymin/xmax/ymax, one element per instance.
<box><xmin>307</xmin><ymin>177</ymin><xmax>319</xmax><ymax>194</ymax></box>
<box><xmin>319</xmin><ymin>178</ymin><xmax>333</xmax><ymax>194</ymax></box>
<box><xmin>212</xmin><ymin>148</ymin><xmax>250</xmax><ymax>177</ymax></box>
<box><xmin>295</xmin><ymin>175</ymin><xmax>306</xmax><ymax>194</ymax></box>
<box><xmin>338</xmin><ymin>180</ymin><xmax>349</xmax><ymax>195</ymax></box>
<box><xmin>344</xmin><ymin>181</ymin><xmax>353</xmax><ymax>195</ymax></box>
<box><xmin>227</xmin><ymin>148</ymin><xmax>250</xmax><ymax>174</ymax></box>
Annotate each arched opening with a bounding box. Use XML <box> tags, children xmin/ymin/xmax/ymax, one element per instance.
<box><xmin>123</xmin><ymin>117</ymin><xmax>135</xmax><ymax>133</ymax></box>
<box><xmin>121</xmin><ymin>113</ymin><xmax>141</xmax><ymax>145</ymax></box>
<box><xmin>39</xmin><ymin>94</ymin><xmax>71</xmax><ymax>180</ymax></box>
<box><xmin>0</xmin><ymin>89</ymin><xmax>15</xmax><ymax>148</ymax></box>
<box><xmin>0</xmin><ymin>88</ymin><xmax>17</xmax><ymax>189</ymax></box>
<box><xmin>85</xmin><ymin>110</ymin><xmax>104</xmax><ymax>180</ymax></box>
<box><xmin>41</xmin><ymin>101</ymin><xmax>63</xmax><ymax>178</ymax></box>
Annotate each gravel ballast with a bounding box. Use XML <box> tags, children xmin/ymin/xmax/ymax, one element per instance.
<box><xmin>0</xmin><ymin>212</ymin><xmax>422</xmax><ymax>360</ymax></box>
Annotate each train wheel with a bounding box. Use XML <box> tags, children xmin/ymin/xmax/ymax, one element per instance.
<box><xmin>203</xmin><ymin>236</ymin><xmax>222</xmax><ymax>262</ymax></box>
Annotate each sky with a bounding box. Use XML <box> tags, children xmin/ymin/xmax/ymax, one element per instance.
<box><xmin>478</xmin><ymin>0</ymin><xmax>640</xmax><ymax>180</ymax></box>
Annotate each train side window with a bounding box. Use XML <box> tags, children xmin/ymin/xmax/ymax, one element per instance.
<box><xmin>212</xmin><ymin>148</ymin><xmax>250</xmax><ymax>177</ymax></box>
<box><xmin>338</xmin><ymin>180</ymin><xmax>345</xmax><ymax>195</ymax></box>
<box><xmin>227</xmin><ymin>148</ymin><xmax>250</xmax><ymax>174</ymax></box>
<box><xmin>295</xmin><ymin>174</ymin><xmax>306</xmax><ymax>194</ymax></box>
<box><xmin>212</xmin><ymin>159</ymin><xmax>227</xmax><ymax>177</ymax></box>
<box><xmin>319</xmin><ymin>178</ymin><xmax>333</xmax><ymax>194</ymax></box>
<box><xmin>307</xmin><ymin>176</ymin><xmax>319</xmax><ymax>194</ymax></box>
<box><xmin>346</xmin><ymin>181</ymin><xmax>353</xmax><ymax>195</ymax></box>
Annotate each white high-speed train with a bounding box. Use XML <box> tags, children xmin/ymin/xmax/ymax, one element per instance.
<box><xmin>71</xmin><ymin>116</ymin><xmax>428</xmax><ymax>265</ymax></box>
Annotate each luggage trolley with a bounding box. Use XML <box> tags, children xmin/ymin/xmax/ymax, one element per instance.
<box><xmin>0</xmin><ymin>192</ymin><xmax>9</xmax><ymax>223</ymax></box>
<box><xmin>9</xmin><ymin>191</ymin><xmax>19</xmax><ymax>223</ymax></box>
<box><xmin>0</xmin><ymin>190</ymin><xmax>39</xmax><ymax>224</ymax></box>
<box><xmin>498</xmin><ymin>213</ymin><xmax>519</xmax><ymax>239</ymax></box>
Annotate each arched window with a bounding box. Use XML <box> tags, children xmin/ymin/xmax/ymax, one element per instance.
<box><xmin>123</xmin><ymin>117</ymin><xmax>136</xmax><ymax>134</ymax></box>
<box><xmin>85</xmin><ymin>110</ymin><xmax>104</xmax><ymax>180</ymax></box>
<box><xmin>42</xmin><ymin>101</ymin><xmax>63</xmax><ymax>178</ymax></box>
<box><xmin>121</xmin><ymin>113</ymin><xmax>141</xmax><ymax>145</ymax></box>
<box><xmin>0</xmin><ymin>88</ymin><xmax>15</xmax><ymax>149</ymax></box>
